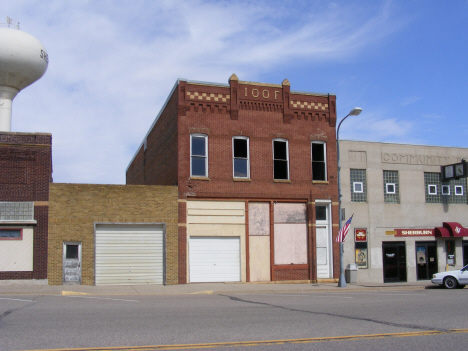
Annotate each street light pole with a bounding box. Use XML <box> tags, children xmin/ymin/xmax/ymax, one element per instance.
<box><xmin>337</xmin><ymin>107</ymin><xmax>362</xmax><ymax>288</ymax></box>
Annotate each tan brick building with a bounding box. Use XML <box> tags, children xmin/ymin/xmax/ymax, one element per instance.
<box><xmin>48</xmin><ymin>184</ymin><xmax>178</xmax><ymax>285</ymax></box>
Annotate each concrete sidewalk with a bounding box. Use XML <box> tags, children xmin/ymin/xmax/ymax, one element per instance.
<box><xmin>0</xmin><ymin>280</ymin><xmax>434</xmax><ymax>296</ymax></box>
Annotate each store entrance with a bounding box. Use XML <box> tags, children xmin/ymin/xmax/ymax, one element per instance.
<box><xmin>382</xmin><ymin>242</ymin><xmax>407</xmax><ymax>283</ymax></box>
<box><xmin>463</xmin><ymin>242</ymin><xmax>468</xmax><ymax>267</ymax></box>
<box><xmin>416</xmin><ymin>242</ymin><xmax>438</xmax><ymax>280</ymax></box>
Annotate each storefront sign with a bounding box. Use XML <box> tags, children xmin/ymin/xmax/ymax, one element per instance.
<box><xmin>355</xmin><ymin>228</ymin><xmax>367</xmax><ymax>242</ymax></box>
<box><xmin>416</xmin><ymin>247</ymin><xmax>426</xmax><ymax>264</ymax></box>
<box><xmin>394</xmin><ymin>229</ymin><xmax>434</xmax><ymax>237</ymax></box>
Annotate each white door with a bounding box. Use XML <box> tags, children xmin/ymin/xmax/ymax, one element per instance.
<box><xmin>95</xmin><ymin>225</ymin><xmax>164</xmax><ymax>285</ymax></box>
<box><xmin>315</xmin><ymin>203</ymin><xmax>332</xmax><ymax>279</ymax></box>
<box><xmin>189</xmin><ymin>237</ymin><xmax>240</xmax><ymax>283</ymax></box>
<box><xmin>63</xmin><ymin>242</ymin><xmax>81</xmax><ymax>284</ymax></box>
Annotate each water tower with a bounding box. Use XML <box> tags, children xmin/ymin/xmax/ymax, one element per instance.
<box><xmin>0</xmin><ymin>18</ymin><xmax>48</xmax><ymax>132</ymax></box>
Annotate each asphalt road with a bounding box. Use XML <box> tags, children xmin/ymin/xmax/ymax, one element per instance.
<box><xmin>0</xmin><ymin>287</ymin><xmax>467</xmax><ymax>351</ymax></box>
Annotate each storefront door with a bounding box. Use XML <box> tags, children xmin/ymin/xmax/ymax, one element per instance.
<box><xmin>463</xmin><ymin>242</ymin><xmax>468</xmax><ymax>267</ymax></box>
<box><xmin>416</xmin><ymin>242</ymin><xmax>438</xmax><ymax>280</ymax></box>
<box><xmin>63</xmin><ymin>242</ymin><xmax>81</xmax><ymax>284</ymax></box>
<box><xmin>382</xmin><ymin>242</ymin><xmax>407</xmax><ymax>283</ymax></box>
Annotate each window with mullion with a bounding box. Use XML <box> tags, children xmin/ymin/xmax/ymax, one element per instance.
<box><xmin>233</xmin><ymin>137</ymin><xmax>250</xmax><ymax>178</ymax></box>
<box><xmin>190</xmin><ymin>134</ymin><xmax>208</xmax><ymax>177</ymax></box>
<box><xmin>383</xmin><ymin>170</ymin><xmax>399</xmax><ymax>203</ymax></box>
<box><xmin>311</xmin><ymin>141</ymin><xmax>327</xmax><ymax>181</ymax></box>
<box><xmin>273</xmin><ymin>139</ymin><xmax>289</xmax><ymax>180</ymax></box>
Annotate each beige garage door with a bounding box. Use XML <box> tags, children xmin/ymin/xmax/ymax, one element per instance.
<box><xmin>95</xmin><ymin>224</ymin><xmax>164</xmax><ymax>285</ymax></box>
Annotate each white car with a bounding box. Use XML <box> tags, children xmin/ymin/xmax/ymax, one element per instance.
<box><xmin>431</xmin><ymin>264</ymin><xmax>468</xmax><ymax>289</ymax></box>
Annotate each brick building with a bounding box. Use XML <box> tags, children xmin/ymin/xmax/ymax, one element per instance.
<box><xmin>0</xmin><ymin>132</ymin><xmax>52</xmax><ymax>283</ymax></box>
<box><xmin>127</xmin><ymin>75</ymin><xmax>341</xmax><ymax>284</ymax></box>
<box><xmin>48</xmin><ymin>184</ymin><xmax>179</xmax><ymax>285</ymax></box>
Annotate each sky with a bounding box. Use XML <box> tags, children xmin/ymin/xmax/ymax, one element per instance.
<box><xmin>2</xmin><ymin>0</ymin><xmax>468</xmax><ymax>184</ymax></box>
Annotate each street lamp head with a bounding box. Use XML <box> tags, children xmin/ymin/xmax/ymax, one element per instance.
<box><xmin>349</xmin><ymin>107</ymin><xmax>362</xmax><ymax>116</ymax></box>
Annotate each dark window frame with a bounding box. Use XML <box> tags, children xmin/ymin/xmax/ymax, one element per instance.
<box><xmin>0</xmin><ymin>228</ymin><xmax>23</xmax><ymax>240</ymax></box>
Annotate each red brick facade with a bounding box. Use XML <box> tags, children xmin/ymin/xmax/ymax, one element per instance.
<box><xmin>127</xmin><ymin>76</ymin><xmax>340</xmax><ymax>284</ymax></box>
<box><xmin>0</xmin><ymin>132</ymin><xmax>52</xmax><ymax>280</ymax></box>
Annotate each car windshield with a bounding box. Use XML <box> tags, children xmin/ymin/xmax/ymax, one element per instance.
<box><xmin>463</xmin><ymin>264</ymin><xmax>468</xmax><ymax>271</ymax></box>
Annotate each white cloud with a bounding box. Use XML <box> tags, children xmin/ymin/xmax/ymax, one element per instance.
<box><xmin>3</xmin><ymin>1</ymin><xmax>407</xmax><ymax>183</ymax></box>
<box><xmin>341</xmin><ymin>113</ymin><xmax>418</xmax><ymax>144</ymax></box>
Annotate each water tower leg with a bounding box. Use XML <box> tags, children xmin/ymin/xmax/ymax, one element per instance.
<box><xmin>0</xmin><ymin>86</ymin><xmax>19</xmax><ymax>132</ymax></box>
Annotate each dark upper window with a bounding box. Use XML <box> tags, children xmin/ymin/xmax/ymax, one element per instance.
<box><xmin>233</xmin><ymin>137</ymin><xmax>250</xmax><ymax>178</ymax></box>
<box><xmin>273</xmin><ymin>139</ymin><xmax>289</xmax><ymax>180</ymax></box>
<box><xmin>311</xmin><ymin>141</ymin><xmax>327</xmax><ymax>181</ymax></box>
<box><xmin>190</xmin><ymin>134</ymin><xmax>208</xmax><ymax>177</ymax></box>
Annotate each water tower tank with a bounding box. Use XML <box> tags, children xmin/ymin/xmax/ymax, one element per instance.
<box><xmin>0</xmin><ymin>25</ymin><xmax>48</xmax><ymax>131</ymax></box>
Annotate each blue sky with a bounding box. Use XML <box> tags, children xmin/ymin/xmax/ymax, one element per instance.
<box><xmin>3</xmin><ymin>1</ymin><xmax>468</xmax><ymax>184</ymax></box>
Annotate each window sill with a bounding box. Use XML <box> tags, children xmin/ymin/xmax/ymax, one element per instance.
<box><xmin>233</xmin><ymin>178</ymin><xmax>252</xmax><ymax>182</ymax></box>
<box><xmin>0</xmin><ymin>220</ymin><xmax>37</xmax><ymax>225</ymax></box>
<box><xmin>312</xmin><ymin>181</ymin><xmax>329</xmax><ymax>184</ymax></box>
<box><xmin>190</xmin><ymin>176</ymin><xmax>210</xmax><ymax>181</ymax></box>
<box><xmin>273</xmin><ymin>179</ymin><xmax>291</xmax><ymax>183</ymax></box>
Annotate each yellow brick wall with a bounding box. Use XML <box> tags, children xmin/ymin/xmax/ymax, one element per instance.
<box><xmin>48</xmin><ymin>183</ymin><xmax>179</xmax><ymax>285</ymax></box>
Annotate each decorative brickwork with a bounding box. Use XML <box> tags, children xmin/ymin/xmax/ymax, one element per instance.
<box><xmin>48</xmin><ymin>184</ymin><xmax>179</xmax><ymax>285</ymax></box>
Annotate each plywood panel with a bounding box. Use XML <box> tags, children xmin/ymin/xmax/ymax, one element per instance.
<box><xmin>249</xmin><ymin>202</ymin><xmax>269</xmax><ymax>236</ymax></box>
<box><xmin>274</xmin><ymin>203</ymin><xmax>306</xmax><ymax>223</ymax></box>
<box><xmin>249</xmin><ymin>236</ymin><xmax>270</xmax><ymax>281</ymax></box>
<box><xmin>274</xmin><ymin>223</ymin><xmax>307</xmax><ymax>265</ymax></box>
<box><xmin>187</xmin><ymin>201</ymin><xmax>245</xmax><ymax>210</ymax></box>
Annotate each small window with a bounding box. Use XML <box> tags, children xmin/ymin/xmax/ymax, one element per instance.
<box><xmin>353</xmin><ymin>182</ymin><xmax>363</xmax><ymax>193</ymax></box>
<box><xmin>66</xmin><ymin>244</ymin><xmax>79</xmax><ymax>259</ymax></box>
<box><xmin>311</xmin><ymin>142</ymin><xmax>327</xmax><ymax>181</ymax></box>
<box><xmin>455</xmin><ymin>186</ymin><xmax>464</xmax><ymax>196</ymax></box>
<box><xmin>386</xmin><ymin>183</ymin><xmax>396</xmax><ymax>194</ymax></box>
<box><xmin>191</xmin><ymin>134</ymin><xmax>208</xmax><ymax>177</ymax></box>
<box><xmin>0</xmin><ymin>229</ymin><xmax>21</xmax><ymax>239</ymax></box>
<box><xmin>233</xmin><ymin>137</ymin><xmax>249</xmax><ymax>178</ymax></box>
<box><xmin>315</xmin><ymin>206</ymin><xmax>327</xmax><ymax>221</ymax></box>
<box><xmin>273</xmin><ymin>139</ymin><xmax>289</xmax><ymax>180</ymax></box>
<box><xmin>428</xmin><ymin>185</ymin><xmax>437</xmax><ymax>195</ymax></box>
<box><xmin>442</xmin><ymin>185</ymin><xmax>450</xmax><ymax>195</ymax></box>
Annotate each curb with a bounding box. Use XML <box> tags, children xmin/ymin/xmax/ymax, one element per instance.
<box><xmin>0</xmin><ymin>284</ymin><xmax>432</xmax><ymax>297</ymax></box>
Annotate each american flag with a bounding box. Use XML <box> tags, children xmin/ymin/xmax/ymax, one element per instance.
<box><xmin>335</xmin><ymin>214</ymin><xmax>353</xmax><ymax>243</ymax></box>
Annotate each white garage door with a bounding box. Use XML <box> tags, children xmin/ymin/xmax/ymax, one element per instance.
<box><xmin>95</xmin><ymin>225</ymin><xmax>164</xmax><ymax>285</ymax></box>
<box><xmin>189</xmin><ymin>237</ymin><xmax>240</xmax><ymax>283</ymax></box>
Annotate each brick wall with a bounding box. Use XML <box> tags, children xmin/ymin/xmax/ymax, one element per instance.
<box><xmin>48</xmin><ymin>184</ymin><xmax>178</xmax><ymax>285</ymax></box>
<box><xmin>126</xmin><ymin>89</ymin><xmax>179</xmax><ymax>186</ymax></box>
<box><xmin>0</xmin><ymin>132</ymin><xmax>52</xmax><ymax>280</ymax></box>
